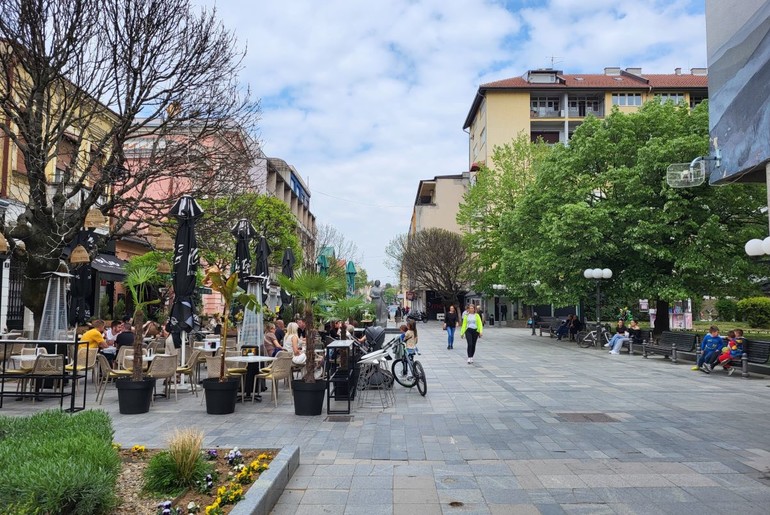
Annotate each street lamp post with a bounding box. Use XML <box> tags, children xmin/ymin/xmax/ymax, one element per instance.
<box><xmin>583</xmin><ymin>268</ymin><xmax>613</xmax><ymax>324</ymax></box>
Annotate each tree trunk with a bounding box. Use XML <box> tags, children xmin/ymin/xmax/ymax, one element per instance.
<box><xmin>131</xmin><ymin>308</ymin><xmax>145</xmax><ymax>381</ymax></box>
<box><xmin>653</xmin><ymin>299</ymin><xmax>670</xmax><ymax>336</ymax></box>
<box><xmin>303</xmin><ymin>304</ymin><xmax>316</xmax><ymax>383</ymax></box>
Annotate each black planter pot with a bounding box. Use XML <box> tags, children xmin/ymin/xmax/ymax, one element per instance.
<box><xmin>292</xmin><ymin>379</ymin><xmax>326</xmax><ymax>416</ymax></box>
<box><xmin>115</xmin><ymin>378</ymin><xmax>156</xmax><ymax>415</ymax></box>
<box><xmin>202</xmin><ymin>378</ymin><xmax>239</xmax><ymax>415</ymax></box>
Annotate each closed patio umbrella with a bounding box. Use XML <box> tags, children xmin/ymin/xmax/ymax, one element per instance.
<box><xmin>345</xmin><ymin>261</ymin><xmax>356</xmax><ymax>297</ymax></box>
<box><xmin>280</xmin><ymin>247</ymin><xmax>295</xmax><ymax>305</ymax></box>
<box><xmin>169</xmin><ymin>196</ymin><xmax>203</xmax><ymax>334</ymax></box>
<box><xmin>231</xmin><ymin>219</ymin><xmax>255</xmax><ymax>290</ymax></box>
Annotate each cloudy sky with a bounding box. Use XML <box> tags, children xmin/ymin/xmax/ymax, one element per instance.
<box><xmin>201</xmin><ymin>0</ymin><xmax>706</xmax><ymax>284</ymax></box>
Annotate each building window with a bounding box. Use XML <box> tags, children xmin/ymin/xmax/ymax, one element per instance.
<box><xmin>530</xmin><ymin>96</ymin><xmax>560</xmax><ymax>117</ymax></box>
<box><xmin>656</xmin><ymin>92</ymin><xmax>686</xmax><ymax>104</ymax></box>
<box><xmin>611</xmin><ymin>93</ymin><xmax>642</xmax><ymax>106</ymax></box>
<box><xmin>690</xmin><ymin>94</ymin><xmax>707</xmax><ymax>108</ymax></box>
<box><xmin>568</xmin><ymin>96</ymin><xmax>601</xmax><ymax>116</ymax></box>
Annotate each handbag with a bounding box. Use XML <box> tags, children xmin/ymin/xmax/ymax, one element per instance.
<box><xmin>291</xmin><ymin>353</ymin><xmax>307</xmax><ymax>365</ymax></box>
<box><xmin>442</xmin><ymin>323</ymin><xmax>447</xmax><ymax>330</ymax></box>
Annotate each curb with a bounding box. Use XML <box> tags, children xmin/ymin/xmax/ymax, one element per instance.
<box><xmin>229</xmin><ymin>445</ymin><xmax>300</xmax><ymax>515</ymax></box>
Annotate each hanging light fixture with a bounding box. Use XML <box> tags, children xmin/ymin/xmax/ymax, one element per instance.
<box><xmin>84</xmin><ymin>208</ymin><xmax>108</xmax><ymax>230</ymax></box>
<box><xmin>0</xmin><ymin>233</ymin><xmax>8</xmax><ymax>254</ymax></box>
<box><xmin>156</xmin><ymin>259</ymin><xmax>171</xmax><ymax>274</ymax></box>
<box><xmin>69</xmin><ymin>244</ymin><xmax>90</xmax><ymax>264</ymax></box>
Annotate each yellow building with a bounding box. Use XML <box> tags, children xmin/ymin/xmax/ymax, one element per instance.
<box><xmin>463</xmin><ymin>67</ymin><xmax>708</xmax><ymax>169</ymax></box>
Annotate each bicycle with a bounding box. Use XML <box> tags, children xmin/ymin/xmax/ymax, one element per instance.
<box><xmin>390</xmin><ymin>338</ymin><xmax>427</xmax><ymax>396</ymax></box>
<box><xmin>578</xmin><ymin>322</ymin><xmax>611</xmax><ymax>348</ymax></box>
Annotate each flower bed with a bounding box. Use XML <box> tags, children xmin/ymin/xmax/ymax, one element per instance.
<box><xmin>114</xmin><ymin>445</ymin><xmax>274</xmax><ymax>514</ymax></box>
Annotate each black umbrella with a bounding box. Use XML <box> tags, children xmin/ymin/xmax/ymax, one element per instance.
<box><xmin>67</xmin><ymin>229</ymin><xmax>96</xmax><ymax>326</ymax></box>
<box><xmin>169</xmin><ymin>196</ymin><xmax>203</xmax><ymax>333</ymax></box>
<box><xmin>280</xmin><ymin>247</ymin><xmax>295</xmax><ymax>305</ymax></box>
<box><xmin>254</xmin><ymin>236</ymin><xmax>271</xmax><ymax>278</ymax></box>
<box><xmin>231</xmin><ymin>219</ymin><xmax>256</xmax><ymax>290</ymax></box>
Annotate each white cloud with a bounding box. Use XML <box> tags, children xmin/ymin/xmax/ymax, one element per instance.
<box><xmin>199</xmin><ymin>0</ymin><xmax>706</xmax><ymax>284</ymax></box>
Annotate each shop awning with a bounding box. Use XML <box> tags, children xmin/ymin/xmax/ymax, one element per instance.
<box><xmin>91</xmin><ymin>253</ymin><xmax>127</xmax><ymax>282</ymax></box>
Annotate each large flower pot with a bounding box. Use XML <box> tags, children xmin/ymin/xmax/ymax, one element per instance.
<box><xmin>115</xmin><ymin>378</ymin><xmax>156</xmax><ymax>415</ymax></box>
<box><xmin>202</xmin><ymin>378</ymin><xmax>239</xmax><ymax>415</ymax></box>
<box><xmin>292</xmin><ymin>379</ymin><xmax>326</xmax><ymax>416</ymax></box>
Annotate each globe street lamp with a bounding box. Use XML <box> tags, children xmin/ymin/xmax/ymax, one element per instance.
<box><xmin>745</xmin><ymin>237</ymin><xmax>770</xmax><ymax>258</ymax></box>
<box><xmin>583</xmin><ymin>268</ymin><xmax>613</xmax><ymax>324</ymax></box>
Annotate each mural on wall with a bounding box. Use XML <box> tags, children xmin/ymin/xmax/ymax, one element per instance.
<box><xmin>707</xmin><ymin>0</ymin><xmax>770</xmax><ymax>184</ymax></box>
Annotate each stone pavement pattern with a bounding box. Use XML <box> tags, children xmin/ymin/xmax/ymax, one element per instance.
<box><xmin>4</xmin><ymin>323</ymin><xmax>770</xmax><ymax>514</ymax></box>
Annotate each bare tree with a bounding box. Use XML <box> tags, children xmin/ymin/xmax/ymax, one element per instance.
<box><xmin>389</xmin><ymin>229</ymin><xmax>468</xmax><ymax>307</ymax></box>
<box><xmin>0</xmin><ymin>0</ymin><xmax>261</xmax><ymax>329</ymax></box>
<box><xmin>313</xmin><ymin>223</ymin><xmax>360</xmax><ymax>265</ymax></box>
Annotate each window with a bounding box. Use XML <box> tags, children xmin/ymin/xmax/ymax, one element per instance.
<box><xmin>611</xmin><ymin>93</ymin><xmax>642</xmax><ymax>106</ymax></box>
<box><xmin>530</xmin><ymin>96</ymin><xmax>560</xmax><ymax>116</ymax></box>
<box><xmin>690</xmin><ymin>94</ymin><xmax>707</xmax><ymax>108</ymax></box>
<box><xmin>656</xmin><ymin>92</ymin><xmax>686</xmax><ymax>104</ymax></box>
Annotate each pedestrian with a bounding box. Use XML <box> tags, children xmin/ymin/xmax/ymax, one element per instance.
<box><xmin>500</xmin><ymin>304</ymin><xmax>507</xmax><ymax>321</ymax></box>
<box><xmin>460</xmin><ymin>304</ymin><xmax>483</xmax><ymax>364</ymax></box>
<box><xmin>444</xmin><ymin>305</ymin><xmax>459</xmax><ymax>349</ymax></box>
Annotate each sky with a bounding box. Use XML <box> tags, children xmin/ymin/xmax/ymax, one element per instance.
<box><xmin>200</xmin><ymin>0</ymin><xmax>707</xmax><ymax>285</ymax></box>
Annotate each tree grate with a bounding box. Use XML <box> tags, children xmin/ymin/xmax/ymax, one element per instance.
<box><xmin>556</xmin><ymin>412</ymin><xmax>618</xmax><ymax>423</ymax></box>
<box><xmin>326</xmin><ymin>415</ymin><xmax>353</xmax><ymax>422</ymax></box>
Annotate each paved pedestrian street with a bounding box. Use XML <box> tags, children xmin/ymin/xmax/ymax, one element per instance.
<box><xmin>4</xmin><ymin>323</ymin><xmax>770</xmax><ymax>514</ymax></box>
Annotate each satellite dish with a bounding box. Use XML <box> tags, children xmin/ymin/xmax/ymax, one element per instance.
<box><xmin>666</xmin><ymin>160</ymin><xmax>705</xmax><ymax>188</ymax></box>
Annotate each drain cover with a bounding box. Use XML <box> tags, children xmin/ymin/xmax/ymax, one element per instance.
<box><xmin>556</xmin><ymin>412</ymin><xmax>618</xmax><ymax>423</ymax></box>
<box><xmin>326</xmin><ymin>415</ymin><xmax>352</xmax><ymax>422</ymax></box>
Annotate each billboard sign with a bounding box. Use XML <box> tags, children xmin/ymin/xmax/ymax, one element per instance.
<box><xmin>707</xmin><ymin>0</ymin><xmax>770</xmax><ymax>184</ymax></box>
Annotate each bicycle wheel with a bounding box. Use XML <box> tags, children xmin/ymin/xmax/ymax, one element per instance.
<box><xmin>601</xmin><ymin>331</ymin><xmax>611</xmax><ymax>346</ymax></box>
<box><xmin>391</xmin><ymin>357</ymin><xmax>416</xmax><ymax>387</ymax></box>
<box><xmin>413</xmin><ymin>361</ymin><xmax>427</xmax><ymax>396</ymax></box>
<box><xmin>578</xmin><ymin>331</ymin><xmax>596</xmax><ymax>348</ymax></box>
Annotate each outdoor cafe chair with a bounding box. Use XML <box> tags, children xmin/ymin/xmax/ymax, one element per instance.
<box><xmin>20</xmin><ymin>354</ymin><xmax>65</xmax><ymax>402</ymax></box>
<box><xmin>253</xmin><ymin>351</ymin><xmax>293</xmax><ymax>407</ymax></box>
<box><xmin>64</xmin><ymin>347</ymin><xmax>98</xmax><ymax>392</ymax></box>
<box><xmin>95</xmin><ymin>353</ymin><xmax>131</xmax><ymax>404</ymax></box>
<box><xmin>176</xmin><ymin>349</ymin><xmax>202</xmax><ymax>396</ymax></box>
<box><xmin>146</xmin><ymin>354</ymin><xmax>178</xmax><ymax>401</ymax></box>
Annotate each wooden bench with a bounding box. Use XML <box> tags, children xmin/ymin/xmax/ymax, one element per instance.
<box><xmin>537</xmin><ymin>317</ymin><xmax>562</xmax><ymax>337</ymax></box>
<box><xmin>642</xmin><ymin>331</ymin><xmax>698</xmax><ymax>363</ymax></box>
<box><xmin>715</xmin><ymin>339</ymin><xmax>770</xmax><ymax>378</ymax></box>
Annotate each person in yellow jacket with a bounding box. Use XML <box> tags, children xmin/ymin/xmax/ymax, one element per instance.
<box><xmin>460</xmin><ymin>304</ymin><xmax>483</xmax><ymax>364</ymax></box>
<box><xmin>79</xmin><ymin>320</ymin><xmax>106</xmax><ymax>349</ymax></box>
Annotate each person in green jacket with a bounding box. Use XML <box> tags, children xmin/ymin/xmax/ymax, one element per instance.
<box><xmin>460</xmin><ymin>304</ymin><xmax>483</xmax><ymax>364</ymax></box>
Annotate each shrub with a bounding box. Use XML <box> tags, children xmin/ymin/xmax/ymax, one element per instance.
<box><xmin>736</xmin><ymin>297</ymin><xmax>770</xmax><ymax>328</ymax></box>
<box><xmin>715</xmin><ymin>298</ymin><xmax>738</xmax><ymax>322</ymax></box>
<box><xmin>143</xmin><ymin>429</ymin><xmax>212</xmax><ymax>495</ymax></box>
<box><xmin>0</xmin><ymin>410</ymin><xmax>120</xmax><ymax>514</ymax></box>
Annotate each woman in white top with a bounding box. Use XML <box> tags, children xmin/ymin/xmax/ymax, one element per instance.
<box><xmin>460</xmin><ymin>304</ymin><xmax>483</xmax><ymax>364</ymax></box>
<box><xmin>285</xmin><ymin>322</ymin><xmax>306</xmax><ymax>365</ymax></box>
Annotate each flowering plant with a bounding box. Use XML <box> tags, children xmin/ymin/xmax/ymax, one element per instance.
<box><xmin>156</xmin><ymin>500</ymin><xmax>182</xmax><ymax>515</ymax></box>
<box><xmin>204</xmin><ymin>449</ymin><xmax>218</xmax><ymax>460</ymax></box>
<box><xmin>131</xmin><ymin>444</ymin><xmax>146</xmax><ymax>454</ymax></box>
<box><xmin>225</xmin><ymin>447</ymin><xmax>243</xmax><ymax>466</ymax></box>
<box><xmin>195</xmin><ymin>473</ymin><xmax>215</xmax><ymax>494</ymax></box>
<box><xmin>187</xmin><ymin>501</ymin><xmax>201</xmax><ymax>514</ymax></box>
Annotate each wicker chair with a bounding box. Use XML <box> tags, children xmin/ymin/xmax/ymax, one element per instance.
<box><xmin>254</xmin><ymin>351</ymin><xmax>294</xmax><ymax>407</ymax></box>
<box><xmin>176</xmin><ymin>349</ymin><xmax>202</xmax><ymax>396</ymax></box>
<box><xmin>21</xmin><ymin>354</ymin><xmax>65</xmax><ymax>402</ymax></box>
<box><xmin>95</xmin><ymin>353</ymin><xmax>131</xmax><ymax>404</ymax></box>
<box><xmin>64</xmin><ymin>347</ymin><xmax>98</xmax><ymax>392</ymax></box>
<box><xmin>146</xmin><ymin>354</ymin><xmax>179</xmax><ymax>401</ymax></box>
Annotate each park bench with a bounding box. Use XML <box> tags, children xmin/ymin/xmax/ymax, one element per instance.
<box><xmin>619</xmin><ymin>329</ymin><xmax>652</xmax><ymax>354</ymax></box>
<box><xmin>701</xmin><ymin>339</ymin><xmax>770</xmax><ymax>378</ymax></box>
<box><xmin>642</xmin><ymin>331</ymin><xmax>698</xmax><ymax>364</ymax></box>
<box><xmin>537</xmin><ymin>317</ymin><xmax>562</xmax><ymax>337</ymax></box>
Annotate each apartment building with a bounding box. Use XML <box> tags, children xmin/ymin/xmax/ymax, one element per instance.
<box><xmin>463</xmin><ymin>67</ymin><xmax>708</xmax><ymax>169</ymax></box>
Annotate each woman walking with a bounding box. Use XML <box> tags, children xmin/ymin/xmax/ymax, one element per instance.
<box><xmin>460</xmin><ymin>304</ymin><xmax>483</xmax><ymax>364</ymax></box>
<box><xmin>444</xmin><ymin>305</ymin><xmax>459</xmax><ymax>350</ymax></box>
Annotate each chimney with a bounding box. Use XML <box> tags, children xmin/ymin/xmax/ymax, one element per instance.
<box><xmin>674</xmin><ymin>67</ymin><xmax>682</xmax><ymax>75</ymax></box>
<box><xmin>625</xmin><ymin>67</ymin><xmax>642</xmax><ymax>76</ymax></box>
<box><xmin>691</xmin><ymin>67</ymin><xmax>707</xmax><ymax>76</ymax></box>
<box><xmin>604</xmin><ymin>67</ymin><xmax>621</xmax><ymax>76</ymax></box>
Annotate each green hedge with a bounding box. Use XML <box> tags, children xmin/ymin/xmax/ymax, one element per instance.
<box><xmin>736</xmin><ymin>297</ymin><xmax>770</xmax><ymax>329</ymax></box>
<box><xmin>715</xmin><ymin>298</ymin><xmax>738</xmax><ymax>322</ymax></box>
<box><xmin>0</xmin><ymin>410</ymin><xmax>120</xmax><ymax>514</ymax></box>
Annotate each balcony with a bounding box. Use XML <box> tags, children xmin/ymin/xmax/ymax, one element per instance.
<box><xmin>530</xmin><ymin>108</ymin><xmax>562</xmax><ymax>119</ymax></box>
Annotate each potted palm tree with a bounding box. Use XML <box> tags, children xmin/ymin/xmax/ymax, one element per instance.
<box><xmin>278</xmin><ymin>270</ymin><xmax>345</xmax><ymax>415</ymax></box>
<box><xmin>115</xmin><ymin>266</ymin><xmax>161</xmax><ymax>414</ymax></box>
<box><xmin>201</xmin><ymin>267</ymin><xmax>257</xmax><ymax>414</ymax></box>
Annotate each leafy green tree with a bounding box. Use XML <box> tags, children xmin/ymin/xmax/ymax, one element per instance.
<box><xmin>457</xmin><ymin>134</ymin><xmax>550</xmax><ymax>295</ymax></box>
<box><xmin>197</xmin><ymin>193</ymin><xmax>301</xmax><ymax>272</ymax></box>
<box><xmin>499</xmin><ymin>101</ymin><xmax>767</xmax><ymax>334</ymax></box>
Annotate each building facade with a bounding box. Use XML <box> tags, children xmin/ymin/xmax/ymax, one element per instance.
<box><xmin>463</xmin><ymin>67</ymin><xmax>708</xmax><ymax>170</ymax></box>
